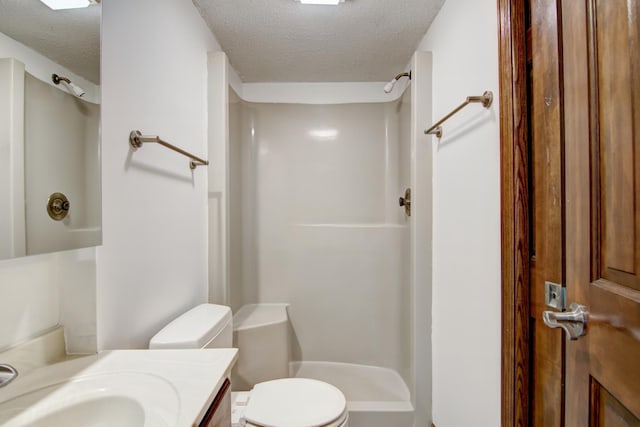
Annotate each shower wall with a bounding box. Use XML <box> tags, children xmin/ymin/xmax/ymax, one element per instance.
<box><xmin>24</xmin><ymin>73</ymin><xmax>101</xmax><ymax>255</ymax></box>
<box><xmin>228</xmin><ymin>94</ymin><xmax>413</xmax><ymax>387</ymax></box>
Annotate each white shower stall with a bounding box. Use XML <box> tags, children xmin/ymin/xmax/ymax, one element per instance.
<box><xmin>208</xmin><ymin>52</ymin><xmax>433</xmax><ymax>427</ymax></box>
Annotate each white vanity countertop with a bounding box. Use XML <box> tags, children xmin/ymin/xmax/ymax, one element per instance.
<box><xmin>0</xmin><ymin>349</ymin><xmax>238</xmax><ymax>427</ymax></box>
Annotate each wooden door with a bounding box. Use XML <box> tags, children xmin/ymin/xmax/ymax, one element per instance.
<box><xmin>561</xmin><ymin>0</ymin><xmax>640</xmax><ymax>425</ymax></box>
<box><xmin>528</xmin><ymin>0</ymin><xmax>640</xmax><ymax>425</ymax></box>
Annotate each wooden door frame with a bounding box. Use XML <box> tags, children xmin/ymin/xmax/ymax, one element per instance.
<box><xmin>497</xmin><ymin>0</ymin><xmax>531</xmax><ymax>425</ymax></box>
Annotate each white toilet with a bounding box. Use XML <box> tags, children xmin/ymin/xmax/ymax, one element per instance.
<box><xmin>149</xmin><ymin>304</ymin><xmax>349</xmax><ymax>427</ymax></box>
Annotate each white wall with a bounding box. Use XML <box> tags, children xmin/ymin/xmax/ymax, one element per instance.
<box><xmin>228</xmin><ymin>87</ymin><xmax>244</xmax><ymax>311</ymax></box>
<box><xmin>1</xmin><ymin>0</ymin><xmax>222</xmax><ymax>354</ymax></box>
<box><xmin>0</xmin><ymin>247</ymin><xmax>97</xmax><ymax>354</ymax></box>
<box><xmin>97</xmin><ymin>0</ymin><xmax>221</xmax><ymax>349</ymax></box>
<box><xmin>207</xmin><ymin>52</ymin><xmax>230</xmax><ymax>306</ymax></box>
<box><xmin>0</xmin><ymin>254</ymin><xmax>59</xmax><ymax>351</ymax></box>
<box><xmin>408</xmin><ymin>51</ymin><xmax>434</xmax><ymax>427</ymax></box>
<box><xmin>418</xmin><ymin>0</ymin><xmax>501</xmax><ymax>425</ymax></box>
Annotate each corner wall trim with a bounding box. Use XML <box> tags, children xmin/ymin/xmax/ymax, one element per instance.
<box><xmin>498</xmin><ymin>0</ymin><xmax>531</xmax><ymax>425</ymax></box>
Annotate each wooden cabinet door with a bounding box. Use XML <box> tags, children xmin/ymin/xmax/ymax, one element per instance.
<box><xmin>561</xmin><ymin>0</ymin><xmax>640</xmax><ymax>425</ymax></box>
<box><xmin>199</xmin><ymin>378</ymin><xmax>231</xmax><ymax>427</ymax></box>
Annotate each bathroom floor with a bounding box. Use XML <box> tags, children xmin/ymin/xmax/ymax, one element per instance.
<box><xmin>230</xmin><ymin>392</ymin><xmax>251</xmax><ymax>427</ymax></box>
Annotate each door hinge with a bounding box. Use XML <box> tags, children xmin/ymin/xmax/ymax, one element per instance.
<box><xmin>545</xmin><ymin>281</ymin><xmax>566</xmax><ymax>310</ymax></box>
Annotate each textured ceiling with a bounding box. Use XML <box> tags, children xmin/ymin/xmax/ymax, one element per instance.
<box><xmin>193</xmin><ymin>0</ymin><xmax>445</xmax><ymax>83</ymax></box>
<box><xmin>0</xmin><ymin>1</ymin><xmax>443</xmax><ymax>85</ymax></box>
<box><xmin>0</xmin><ymin>0</ymin><xmax>100</xmax><ymax>84</ymax></box>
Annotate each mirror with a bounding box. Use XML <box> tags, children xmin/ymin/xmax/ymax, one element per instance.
<box><xmin>0</xmin><ymin>0</ymin><xmax>101</xmax><ymax>260</ymax></box>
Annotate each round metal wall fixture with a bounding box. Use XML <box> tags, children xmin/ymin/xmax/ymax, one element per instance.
<box><xmin>47</xmin><ymin>192</ymin><xmax>70</xmax><ymax>221</ymax></box>
<box><xmin>399</xmin><ymin>188</ymin><xmax>411</xmax><ymax>217</ymax></box>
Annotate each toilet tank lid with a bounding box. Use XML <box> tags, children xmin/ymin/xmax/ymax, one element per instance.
<box><xmin>149</xmin><ymin>304</ymin><xmax>231</xmax><ymax>349</ymax></box>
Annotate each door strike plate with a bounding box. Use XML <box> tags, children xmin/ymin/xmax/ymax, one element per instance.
<box><xmin>545</xmin><ymin>281</ymin><xmax>565</xmax><ymax>310</ymax></box>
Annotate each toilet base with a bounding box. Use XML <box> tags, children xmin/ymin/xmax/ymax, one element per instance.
<box><xmin>231</xmin><ymin>392</ymin><xmax>251</xmax><ymax>427</ymax></box>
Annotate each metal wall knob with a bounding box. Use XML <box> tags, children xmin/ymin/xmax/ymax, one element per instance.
<box><xmin>47</xmin><ymin>192</ymin><xmax>70</xmax><ymax>221</ymax></box>
<box><xmin>399</xmin><ymin>188</ymin><xmax>411</xmax><ymax>217</ymax></box>
<box><xmin>542</xmin><ymin>302</ymin><xmax>588</xmax><ymax>340</ymax></box>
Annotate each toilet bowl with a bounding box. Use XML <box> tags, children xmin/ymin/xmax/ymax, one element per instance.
<box><xmin>149</xmin><ymin>304</ymin><xmax>349</xmax><ymax>427</ymax></box>
<box><xmin>237</xmin><ymin>378</ymin><xmax>348</xmax><ymax>427</ymax></box>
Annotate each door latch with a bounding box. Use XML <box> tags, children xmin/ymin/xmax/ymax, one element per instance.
<box><xmin>545</xmin><ymin>281</ymin><xmax>565</xmax><ymax>310</ymax></box>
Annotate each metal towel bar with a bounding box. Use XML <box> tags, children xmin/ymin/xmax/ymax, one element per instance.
<box><xmin>129</xmin><ymin>130</ymin><xmax>209</xmax><ymax>169</ymax></box>
<box><xmin>424</xmin><ymin>91</ymin><xmax>493</xmax><ymax>138</ymax></box>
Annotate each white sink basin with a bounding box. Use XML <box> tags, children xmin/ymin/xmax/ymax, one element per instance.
<box><xmin>0</xmin><ymin>349</ymin><xmax>238</xmax><ymax>427</ymax></box>
<box><xmin>4</xmin><ymin>396</ymin><xmax>144</xmax><ymax>427</ymax></box>
<box><xmin>24</xmin><ymin>396</ymin><xmax>142</xmax><ymax>427</ymax></box>
<box><xmin>0</xmin><ymin>372</ymin><xmax>178</xmax><ymax>426</ymax></box>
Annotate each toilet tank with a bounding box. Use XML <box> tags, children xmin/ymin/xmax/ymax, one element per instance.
<box><xmin>149</xmin><ymin>304</ymin><xmax>232</xmax><ymax>349</ymax></box>
<box><xmin>232</xmin><ymin>304</ymin><xmax>290</xmax><ymax>391</ymax></box>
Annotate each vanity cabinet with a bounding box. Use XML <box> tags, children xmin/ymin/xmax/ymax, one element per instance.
<box><xmin>199</xmin><ymin>378</ymin><xmax>231</xmax><ymax>427</ymax></box>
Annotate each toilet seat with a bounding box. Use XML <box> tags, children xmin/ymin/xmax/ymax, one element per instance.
<box><xmin>242</xmin><ymin>378</ymin><xmax>348</xmax><ymax>427</ymax></box>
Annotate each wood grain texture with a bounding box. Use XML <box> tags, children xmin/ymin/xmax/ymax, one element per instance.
<box><xmin>199</xmin><ymin>378</ymin><xmax>231</xmax><ymax>427</ymax></box>
<box><xmin>590</xmin><ymin>0</ymin><xmax>640</xmax><ymax>419</ymax></box>
<box><xmin>530</xmin><ymin>319</ymin><xmax>564</xmax><ymax>425</ymax></box>
<box><xmin>597</xmin><ymin>0</ymin><xmax>638</xmax><ymax>279</ymax></box>
<box><xmin>591</xmin><ymin>381</ymin><xmax>640</xmax><ymax>427</ymax></box>
<box><xmin>561</xmin><ymin>0</ymin><xmax>594</xmax><ymax>424</ymax></box>
<box><xmin>529</xmin><ymin>0</ymin><xmax>565</xmax><ymax>424</ymax></box>
<box><xmin>564</xmin><ymin>0</ymin><xmax>640</xmax><ymax>425</ymax></box>
<box><xmin>498</xmin><ymin>0</ymin><xmax>531</xmax><ymax>425</ymax></box>
<box><xmin>588</xmin><ymin>281</ymin><xmax>640</xmax><ymax>419</ymax></box>
<box><xmin>595</xmin><ymin>0</ymin><xmax>640</xmax><ymax>290</ymax></box>
<box><xmin>504</xmin><ymin>0</ymin><xmax>640</xmax><ymax>424</ymax></box>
